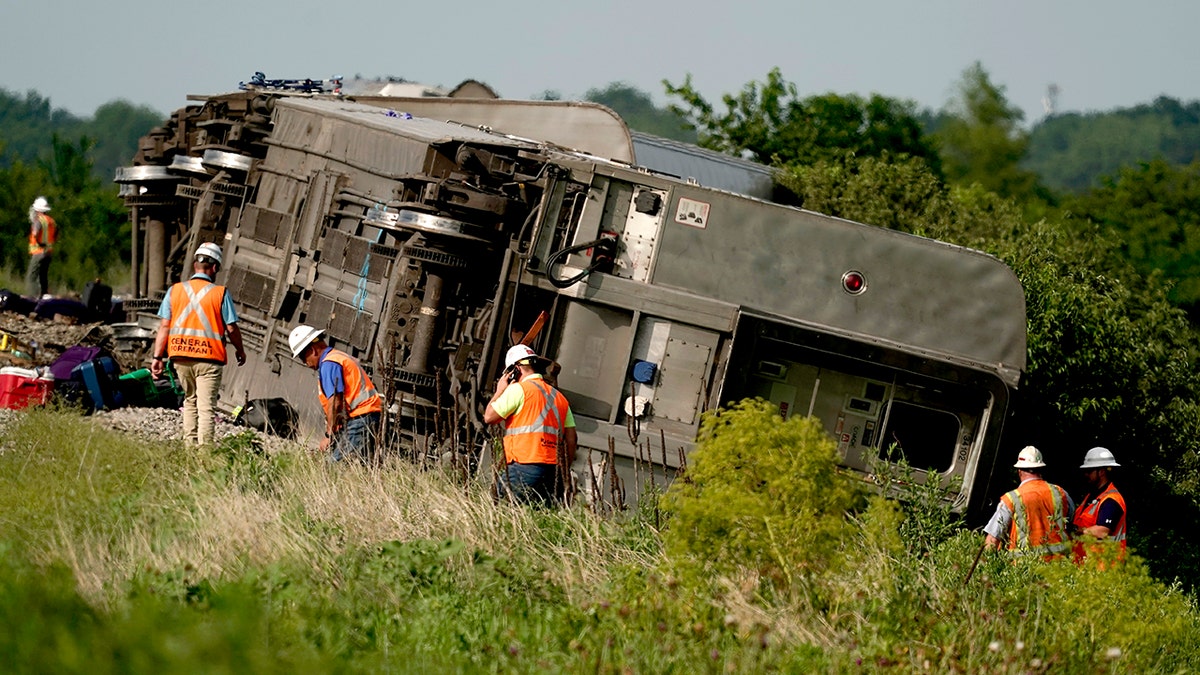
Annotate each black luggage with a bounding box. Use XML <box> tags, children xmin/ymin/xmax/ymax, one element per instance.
<box><xmin>0</xmin><ymin>289</ymin><xmax>35</xmax><ymax>315</ymax></box>
<box><xmin>240</xmin><ymin>398</ymin><xmax>299</xmax><ymax>439</ymax></box>
<box><xmin>82</xmin><ymin>280</ymin><xmax>113</xmax><ymax>322</ymax></box>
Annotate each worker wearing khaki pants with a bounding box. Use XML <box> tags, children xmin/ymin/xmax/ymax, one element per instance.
<box><xmin>151</xmin><ymin>243</ymin><xmax>246</xmax><ymax>447</ymax></box>
<box><xmin>171</xmin><ymin>359</ymin><xmax>225</xmax><ymax>447</ymax></box>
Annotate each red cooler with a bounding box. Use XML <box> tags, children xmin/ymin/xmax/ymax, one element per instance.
<box><xmin>0</xmin><ymin>367</ymin><xmax>55</xmax><ymax>409</ymax></box>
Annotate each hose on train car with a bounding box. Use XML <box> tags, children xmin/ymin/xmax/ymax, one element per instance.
<box><xmin>544</xmin><ymin>235</ymin><xmax>618</xmax><ymax>289</ymax></box>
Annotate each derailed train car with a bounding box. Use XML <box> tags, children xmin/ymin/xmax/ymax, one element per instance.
<box><xmin>115</xmin><ymin>88</ymin><xmax>1026</xmax><ymax>516</ymax></box>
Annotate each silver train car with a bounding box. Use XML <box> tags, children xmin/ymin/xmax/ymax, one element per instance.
<box><xmin>115</xmin><ymin>88</ymin><xmax>1026</xmax><ymax>515</ymax></box>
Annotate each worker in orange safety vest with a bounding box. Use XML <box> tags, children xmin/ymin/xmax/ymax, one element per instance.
<box><xmin>151</xmin><ymin>242</ymin><xmax>247</xmax><ymax>447</ymax></box>
<box><xmin>289</xmin><ymin>324</ymin><xmax>382</xmax><ymax>462</ymax></box>
<box><xmin>26</xmin><ymin>196</ymin><xmax>57</xmax><ymax>297</ymax></box>
<box><xmin>1072</xmin><ymin>446</ymin><xmax>1127</xmax><ymax>565</ymax></box>
<box><xmin>983</xmin><ymin>446</ymin><xmax>1076</xmax><ymax>560</ymax></box>
<box><xmin>483</xmin><ymin>344</ymin><xmax>577</xmax><ymax>506</ymax></box>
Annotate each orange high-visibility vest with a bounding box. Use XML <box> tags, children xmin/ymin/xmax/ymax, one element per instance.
<box><xmin>317</xmin><ymin>349</ymin><xmax>383</xmax><ymax>419</ymax></box>
<box><xmin>167</xmin><ymin>278</ymin><xmax>228</xmax><ymax>362</ymax></box>
<box><xmin>28</xmin><ymin>214</ymin><xmax>56</xmax><ymax>255</ymax></box>
<box><xmin>502</xmin><ymin>378</ymin><xmax>569</xmax><ymax>465</ymax></box>
<box><xmin>1000</xmin><ymin>478</ymin><xmax>1072</xmax><ymax>558</ymax></box>
<box><xmin>1072</xmin><ymin>483</ymin><xmax>1127</xmax><ymax>562</ymax></box>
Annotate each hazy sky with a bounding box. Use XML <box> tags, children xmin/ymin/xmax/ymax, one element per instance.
<box><xmin>4</xmin><ymin>0</ymin><xmax>1198</xmax><ymax>123</ymax></box>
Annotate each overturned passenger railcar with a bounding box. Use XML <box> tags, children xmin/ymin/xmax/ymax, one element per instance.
<box><xmin>116</xmin><ymin>89</ymin><xmax>1026</xmax><ymax>516</ymax></box>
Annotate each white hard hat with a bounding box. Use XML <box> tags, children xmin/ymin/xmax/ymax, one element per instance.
<box><xmin>32</xmin><ymin>196</ymin><xmax>50</xmax><ymax>212</ymax></box>
<box><xmin>504</xmin><ymin>344</ymin><xmax>538</xmax><ymax>369</ymax></box>
<box><xmin>195</xmin><ymin>242</ymin><xmax>223</xmax><ymax>266</ymax></box>
<box><xmin>1080</xmin><ymin>446</ymin><xmax>1120</xmax><ymax>470</ymax></box>
<box><xmin>289</xmin><ymin>324</ymin><xmax>324</xmax><ymax>358</ymax></box>
<box><xmin>1014</xmin><ymin>445</ymin><xmax>1046</xmax><ymax>469</ymax></box>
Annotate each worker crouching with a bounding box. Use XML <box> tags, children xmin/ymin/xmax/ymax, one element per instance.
<box><xmin>289</xmin><ymin>325</ymin><xmax>382</xmax><ymax>463</ymax></box>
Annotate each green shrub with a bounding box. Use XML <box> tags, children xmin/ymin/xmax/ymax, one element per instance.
<box><xmin>660</xmin><ymin>399</ymin><xmax>865</xmax><ymax>587</ymax></box>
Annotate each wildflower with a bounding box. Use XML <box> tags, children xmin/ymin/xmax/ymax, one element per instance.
<box><xmin>1105</xmin><ymin>647</ymin><xmax>1122</xmax><ymax>660</ymax></box>
<box><xmin>988</xmin><ymin>641</ymin><xmax>1001</xmax><ymax>653</ymax></box>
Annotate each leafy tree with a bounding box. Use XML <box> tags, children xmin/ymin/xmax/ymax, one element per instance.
<box><xmin>664</xmin><ymin>68</ymin><xmax>940</xmax><ymax>172</ymax></box>
<box><xmin>934</xmin><ymin>62</ymin><xmax>1042</xmax><ymax>202</ymax></box>
<box><xmin>1026</xmin><ymin>96</ymin><xmax>1200</xmax><ymax>193</ymax></box>
<box><xmin>777</xmin><ymin>153</ymin><xmax>950</xmax><ymax>232</ymax></box>
<box><xmin>584</xmin><ymin>82</ymin><xmax>696</xmax><ymax>142</ymax></box>
<box><xmin>0</xmin><ymin>89</ymin><xmax>154</xmax><ymax>292</ymax></box>
<box><xmin>0</xmin><ymin>89</ymin><xmax>84</xmax><ymax>167</ymax></box>
<box><xmin>86</xmin><ymin>100</ymin><xmax>166</xmax><ymax>181</ymax></box>
<box><xmin>0</xmin><ymin>89</ymin><xmax>163</xmax><ymax>182</ymax></box>
<box><xmin>1066</xmin><ymin>159</ymin><xmax>1200</xmax><ymax>317</ymax></box>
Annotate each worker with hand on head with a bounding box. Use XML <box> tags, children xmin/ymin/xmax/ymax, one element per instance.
<box><xmin>289</xmin><ymin>324</ymin><xmax>382</xmax><ymax>462</ymax></box>
<box><xmin>150</xmin><ymin>242</ymin><xmax>246</xmax><ymax>447</ymax></box>
<box><xmin>483</xmin><ymin>344</ymin><xmax>577</xmax><ymax>506</ymax></box>
<box><xmin>26</xmin><ymin>196</ymin><xmax>56</xmax><ymax>298</ymax></box>
<box><xmin>1073</xmin><ymin>446</ymin><xmax>1127</xmax><ymax>564</ymax></box>
<box><xmin>983</xmin><ymin>445</ymin><xmax>1075</xmax><ymax>560</ymax></box>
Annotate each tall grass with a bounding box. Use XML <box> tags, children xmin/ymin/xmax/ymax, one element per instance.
<box><xmin>1</xmin><ymin>404</ymin><xmax>1198</xmax><ymax>673</ymax></box>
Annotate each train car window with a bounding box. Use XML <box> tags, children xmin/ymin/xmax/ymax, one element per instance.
<box><xmin>878</xmin><ymin>401</ymin><xmax>961</xmax><ymax>473</ymax></box>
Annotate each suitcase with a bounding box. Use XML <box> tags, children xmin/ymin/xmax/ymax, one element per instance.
<box><xmin>70</xmin><ymin>356</ymin><xmax>123</xmax><ymax>412</ymax></box>
<box><xmin>240</xmin><ymin>397</ymin><xmax>299</xmax><ymax>439</ymax></box>
<box><xmin>82</xmin><ymin>280</ymin><xmax>113</xmax><ymax>322</ymax></box>
<box><xmin>0</xmin><ymin>366</ymin><xmax>55</xmax><ymax>409</ymax></box>
<box><xmin>50</xmin><ymin>345</ymin><xmax>104</xmax><ymax>381</ymax></box>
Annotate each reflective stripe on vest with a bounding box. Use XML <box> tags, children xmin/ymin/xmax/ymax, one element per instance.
<box><xmin>1073</xmin><ymin>483</ymin><xmax>1127</xmax><ymax>542</ymax></box>
<box><xmin>503</xmin><ymin>378</ymin><xmax>566</xmax><ymax>465</ymax></box>
<box><xmin>317</xmin><ymin>349</ymin><xmax>383</xmax><ymax>418</ymax></box>
<box><xmin>1002</xmin><ymin>479</ymin><xmax>1071</xmax><ymax>557</ymax></box>
<box><xmin>167</xmin><ymin>279</ymin><xmax>227</xmax><ymax>362</ymax></box>
<box><xmin>28</xmin><ymin>214</ymin><xmax>56</xmax><ymax>255</ymax></box>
